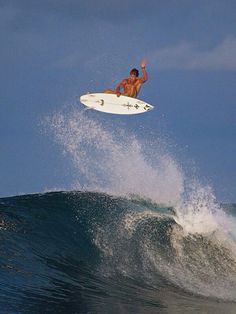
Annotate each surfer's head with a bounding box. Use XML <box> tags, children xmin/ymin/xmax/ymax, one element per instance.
<box><xmin>130</xmin><ymin>68</ymin><xmax>139</xmax><ymax>77</ymax></box>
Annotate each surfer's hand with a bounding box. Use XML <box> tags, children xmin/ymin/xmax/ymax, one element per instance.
<box><xmin>140</xmin><ymin>59</ymin><xmax>146</xmax><ymax>68</ymax></box>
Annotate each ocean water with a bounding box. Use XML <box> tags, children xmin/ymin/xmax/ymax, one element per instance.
<box><xmin>1</xmin><ymin>109</ymin><xmax>236</xmax><ymax>313</ymax></box>
<box><xmin>0</xmin><ymin>192</ymin><xmax>235</xmax><ymax>313</ymax></box>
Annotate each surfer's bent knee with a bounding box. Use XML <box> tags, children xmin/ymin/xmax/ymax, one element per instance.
<box><xmin>102</xmin><ymin>89</ymin><xmax>116</xmax><ymax>94</ymax></box>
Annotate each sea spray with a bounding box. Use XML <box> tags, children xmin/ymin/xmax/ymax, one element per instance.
<box><xmin>174</xmin><ymin>182</ymin><xmax>219</xmax><ymax>235</ymax></box>
<box><xmin>47</xmin><ymin>106</ymin><xmax>236</xmax><ymax>236</ymax></box>
<box><xmin>48</xmin><ymin>107</ymin><xmax>184</xmax><ymax>204</ymax></box>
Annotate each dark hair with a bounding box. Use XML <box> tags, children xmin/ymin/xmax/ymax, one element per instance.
<box><xmin>130</xmin><ymin>68</ymin><xmax>139</xmax><ymax>77</ymax></box>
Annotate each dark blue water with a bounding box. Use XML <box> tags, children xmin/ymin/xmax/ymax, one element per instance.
<box><xmin>0</xmin><ymin>191</ymin><xmax>236</xmax><ymax>313</ymax></box>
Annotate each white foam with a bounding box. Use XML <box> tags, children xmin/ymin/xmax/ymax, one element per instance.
<box><xmin>174</xmin><ymin>183</ymin><xmax>219</xmax><ymax>235</ymax></box>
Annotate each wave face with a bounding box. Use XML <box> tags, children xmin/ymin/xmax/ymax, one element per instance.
<box><xmin>0</xmin><ymin>192</ymin><xmax>236</xmax><ymax>313</ymax></box>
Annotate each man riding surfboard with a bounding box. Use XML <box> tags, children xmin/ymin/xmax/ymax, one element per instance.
<box><xmin>103</xmin><ymin>59</ymin><xmax>147</xmax><ymax>98</ymax></box>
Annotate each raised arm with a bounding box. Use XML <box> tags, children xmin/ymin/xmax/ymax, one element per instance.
<box><xmin>140</xmin><ymin>58</ymin><xmax>148</xmax><ymax>82</ymax></box>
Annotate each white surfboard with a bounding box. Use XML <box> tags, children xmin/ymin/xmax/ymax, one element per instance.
<box><xmin>79</xmin><ymin>93</ymin><xmax>154</xmax><ymax>115</ymax></box>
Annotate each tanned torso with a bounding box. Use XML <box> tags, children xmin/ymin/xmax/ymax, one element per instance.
<box><xmin>103</xmin><ymin>59</ymin><xmax>148</xmax><ymax>98</ymax></box>
<box><xmin>116</xmin><ymin>78</ymin><xmax>144</xmax><ymax>98</ymax></box>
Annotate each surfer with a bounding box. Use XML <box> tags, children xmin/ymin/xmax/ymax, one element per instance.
<box><xmin>103</xmin><ymin>59</ymin><xmax>147</xmax><ymax>98</ymax></box>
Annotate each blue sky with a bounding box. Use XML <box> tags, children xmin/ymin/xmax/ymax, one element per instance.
<box><xmin>1</xmin><ymin>0</ymin><xmax>236</xmax><ymax>201</ymax></box>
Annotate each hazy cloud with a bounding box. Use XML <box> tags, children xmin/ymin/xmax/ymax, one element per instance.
<box><xmin>150</xmin><ymin>37</ymin><xmax>236</xmax><ymax>71</ymax></box>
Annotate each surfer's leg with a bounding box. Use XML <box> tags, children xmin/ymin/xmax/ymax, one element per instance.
<box><xmin>102</xmin><ymin>89</ymin><xmax>116</xmax><ymax>94</ymax></box>
<box><xmin>102</xmin><ymin>89</ymin><xmax>126</xmax><ymax>97</ymax></box>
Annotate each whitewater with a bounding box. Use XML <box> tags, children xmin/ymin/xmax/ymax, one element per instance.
<box><xmin>0</xmin><ymin>107</ymin><xmax>235</xmax><ymax>313</ymax></box>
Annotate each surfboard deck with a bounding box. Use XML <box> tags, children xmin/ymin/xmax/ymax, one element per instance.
<box><xmin>79</xmin><ymin>93</ymin><xmax>154</xmax><ymax>115</ymax></box>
